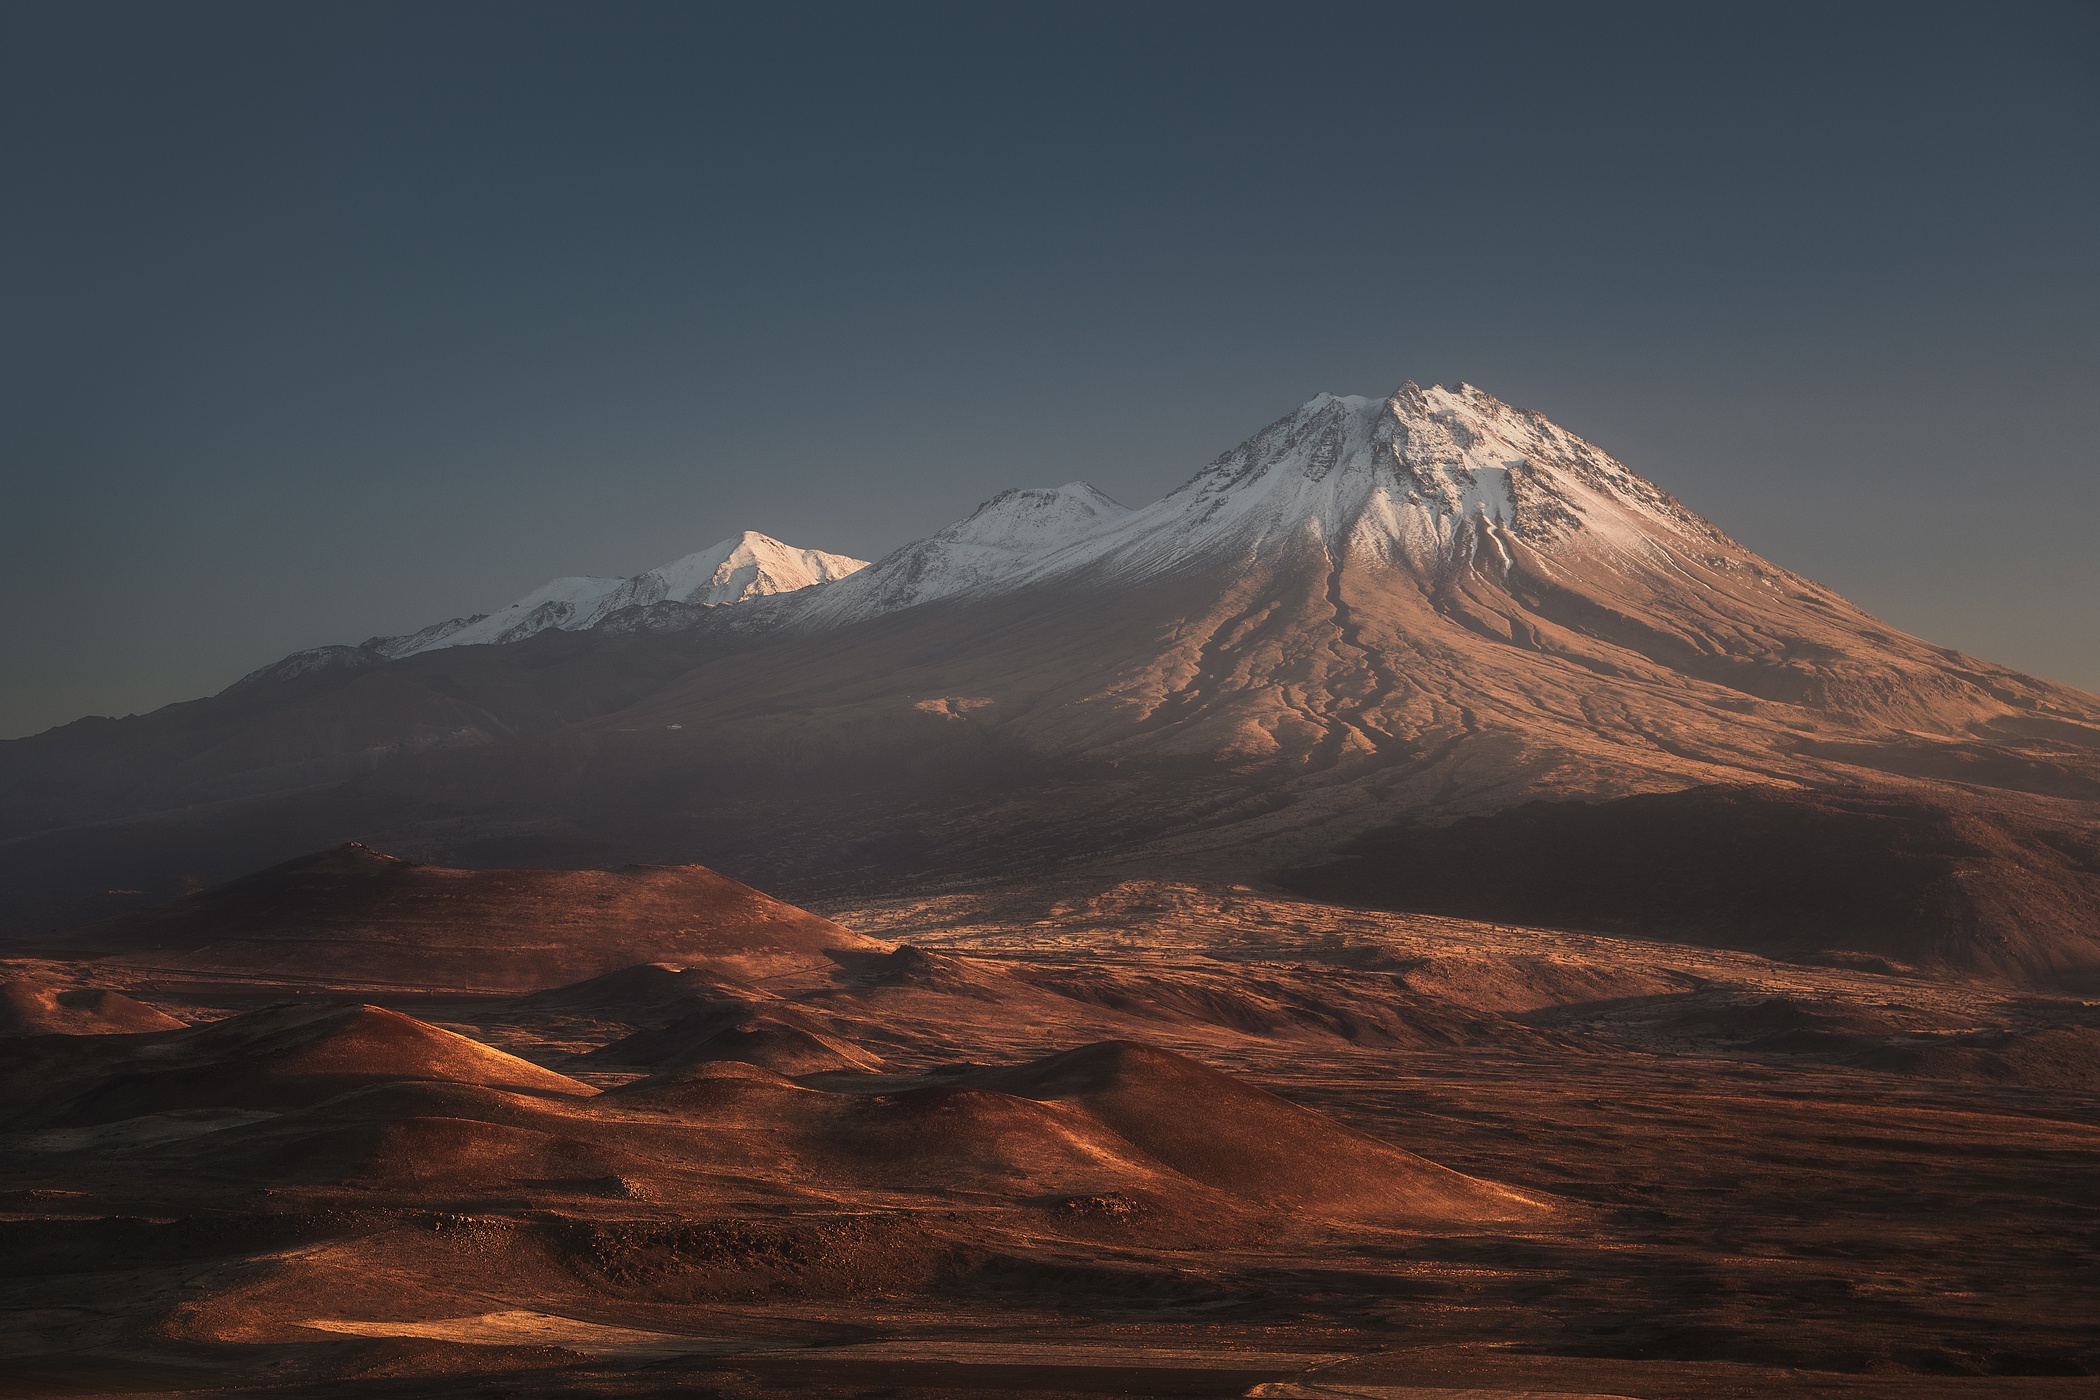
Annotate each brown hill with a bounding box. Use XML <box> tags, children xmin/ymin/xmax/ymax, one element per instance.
<box><xmin>590</xmin><ymin>1002</ymin><xmax>882</xmax><ymax>1074</ymax></box>
<box><xmin>190</xmin><ymin>1098</ymin><xmax>628</xmax><ymax>1189</ymax></box>
<box><xmin>0</xmin><ymin>981</ymin><xmax>184</xmax><ymax>1037</ymax></box>
<box><xmin>515</xmin><ymin>962</ymin><xmax>752</xmax><ymax>1022</ymax></box>
<box><xmin>6</xmin><ymin>1003</ymin><xmax>1541</xmax><ymax>1232</ymax></box>
<box><xmin>0</xmin><ymin>1002</ymin><xmax>591</xmax><ymax>1130</ymax></box>
<box><xmin>597</xmin><ymin>1039</ymin><xmax>1550</xmax><ymax>1227</ymax></box>
<box><xmin>60</xmin><ymin>843</ymin><xmax>884</xmax><ymax>991</ymax></box>
<box><xmin>955</xmin><ymin>1040</ymin><xmax>1550</xmax><ymax>1222</ymax></box>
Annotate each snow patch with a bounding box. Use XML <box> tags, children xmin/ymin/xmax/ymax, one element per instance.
<box><xmin>794</xmin><ymin>483</ymin><xmax>1130</xmax><ymax>624</ymax></box>
<box><xmin>375</xmin><ymin>532</ymin><xmax>870</xmax><ymax>658</ymax></box>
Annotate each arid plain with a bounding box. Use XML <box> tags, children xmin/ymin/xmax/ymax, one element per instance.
<box><xmin>2</xmin><ymin>850</ymin><xmax>2096</xmax><ymax>1399</ymax></box>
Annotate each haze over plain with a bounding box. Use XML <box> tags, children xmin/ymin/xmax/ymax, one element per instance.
<box><xmin>4</xmin><ymin>0</ymin><xmax>2097</xmax><ymax>738</ymax></box>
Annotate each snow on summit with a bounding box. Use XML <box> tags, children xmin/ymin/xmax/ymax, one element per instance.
<box><xmin>791</xmin><ymin>482</ymin><xmax>1131</xmax><ymax>624</ymax></box>
<box><xmin>370</xmin><ymin>531</ymin><xmax>868</xmax><ymax>659</ymax></box>
<box><xmin>651</xmin><ymin>531</ymin><xmax>864</xmax><ymax>604</ymax></box>
<box><xmin>239</xmin><ymin>381</ymin><xmax>1764</xmax><ymax>687</ymax></box>
<box><xmin>784</xmin><ymin>382</ymin><xmax>1749</xmax><ymax>628</ymax></box>
<box><xmin>589</xmin><ymin>530</ymin><xmax>867</xmax><ymax>621</ymax></box>
<box><xmin>1101</xmin><ymin>381</ymin><xmax>1724</xmax><ymax>574</ymax></box>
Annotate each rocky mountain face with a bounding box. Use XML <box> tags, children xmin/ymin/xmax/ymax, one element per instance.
<box><xmin>5</xmin><ymin>383</ymin><xmax>2097</xmax><ymax>980</ymax></box>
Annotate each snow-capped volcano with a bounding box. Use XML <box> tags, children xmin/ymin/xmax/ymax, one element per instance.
<box><xmin>1103</xmin><ymin>381</ymin><xmax>1727</xmax><ymax>574</ymax></box>
<box><xmin>228</xmin><ymin>382</ymin><xmax>2035</xmax><ymax>751</ymax></box>
<box><xmin>17</xmin><ymin>376</ymin><xmax>2100</xmax><ymax>957</ymax></box>
<box><xmin>786</xmin><ymin>383</ymin><xmax>1752</xmax><ymax>628</ymax></box>
<box><xmin>750</xmin><ymin>379</ymin><xmax>2062</xmax><ymax>747</ymax></box>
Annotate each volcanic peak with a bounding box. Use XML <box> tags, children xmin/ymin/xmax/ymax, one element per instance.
<box><xmin>786</xmin><ymin>381</ymin><xmax>1750</xmax><ymax>627</ymax></box>
<box><xmin>1117</xmin><ymin>380</ymin><xmax>1732</xmax><ymax>576</ymax></box>
<box><xmin>604</xmin><ymin>529</ymin><xmax>867</xmax><ymax>614</ymax></box>
<box><xmin>379</xmin><ymin>528</ymin><xmax>868</xmax><ymax>657</ymax></box>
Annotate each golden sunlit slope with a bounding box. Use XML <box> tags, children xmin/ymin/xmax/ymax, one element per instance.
<box><xmin>0</xmin><ymin>1002</ymin><xmax>592</xmax><ymax>1131</ymax></box>
<box><xmin>0</xmin><ymin>980</ymin><xmax>185</xmax><ymax>1036</ymax></box>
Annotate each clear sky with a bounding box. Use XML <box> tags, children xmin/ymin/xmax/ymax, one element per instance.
<box><xmin>4</xmin><ymin>1</ymin><xmax>2096</xmax><ymax>738</ymax></box>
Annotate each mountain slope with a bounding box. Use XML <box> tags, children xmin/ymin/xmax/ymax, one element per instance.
<box><xmin>791</xmin><ymin>482</ymin><xmax>1130</xmax><ymax>624</ymax></box>
<box><xmin>403</xmin><ymin>529</ymin><xmax>869</xmax><ymax>655</ymax></box>
<box><xmin>4</xmin><ymin>382</ymin><xmax>2096</xmax><ymax>952</ymax></box>
<box><xmin>782</xmin><ymin>383</ymin><xmax>2085</xmax><ymax>739</ymax></box>
<box><xmin>1280</xmin><ymin>785</ymin><xmax>2100</xmax><ymax>989</ymax></box>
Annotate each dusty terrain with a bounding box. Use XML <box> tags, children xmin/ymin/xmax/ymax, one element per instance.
<box><xmin>3</xmin><ymin>866</ymin><xmax>2096</xmax><ymax>1399</ymax></box>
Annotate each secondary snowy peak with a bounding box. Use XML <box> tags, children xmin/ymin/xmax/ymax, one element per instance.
<box><xmin>370</xmin><ymin>531</ymin><xmax>868</xmax><ymax>659</ymax></box>
<box><xmin>595</xmin><ymin>530</ymin><xmax>867</xmax><ymax>616</ymax></box>
<box><xmin>788</xmin><ymin>383</ymin><xmax>1743</xmax><ymax>628</ymax></box>
<box><xmin>371</xmin><ymin>575</ymin><xmax>628</xmax><ymax>658</ymax></box>
<box><xmin>792</xmin><ymin>482</ymin><xmax>1130</xmax><ymax>624</ymax></box>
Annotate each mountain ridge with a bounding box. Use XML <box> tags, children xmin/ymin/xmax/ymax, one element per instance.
<box><xmin>230</xmin><ymin>529</ymin><xmax>868</xmax><ymax>692</ymax></box>
<box><xmin>766</xmin><ymin>382</ymin><xmax>1761</xmax><ymax>629</ymax></box>
<box><xmin>4</xmin><ymin>379</ymin><xmax>2096</xmax><ymax>950</ymax></box>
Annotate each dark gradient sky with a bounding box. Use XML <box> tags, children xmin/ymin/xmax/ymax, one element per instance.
<box><xmin>5</xmin><ymin>1</ymin><xmax>2096</xmax><ymax>738</ymax></box>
